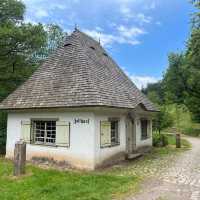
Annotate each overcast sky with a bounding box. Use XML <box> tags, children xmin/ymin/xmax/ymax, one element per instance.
<box><xmin>22</xmin><ymin>0</ymin><xmax>194</xmax><ymax>88</ymax></box>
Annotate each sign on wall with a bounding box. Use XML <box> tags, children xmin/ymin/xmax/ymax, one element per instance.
<box><xmin>74</xmin><ymin>118</ymin><xmax>90</xmax><ymax>124</ymax></box>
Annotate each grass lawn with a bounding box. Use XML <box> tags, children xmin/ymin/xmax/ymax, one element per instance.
<box><xmin>165</xmin><ymin>133</ymin><xmax>191</xmax><ymax>149</ymax></box>
<box><xmin>0</xmin><ymin>134</ymin><xmax>190</xmax><ymax>200</ymax></box>
<box><xmin>0</xmin><ymin>157</ymin><xmax>139</xmax><ymax>200</ymax></box>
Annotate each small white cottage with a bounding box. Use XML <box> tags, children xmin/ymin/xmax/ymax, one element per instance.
<box><xmin>0</xmin><ymin>29</ymin><xmax>158</xmax><ymax>170</ymax></box>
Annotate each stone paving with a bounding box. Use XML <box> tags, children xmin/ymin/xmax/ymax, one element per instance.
<box><xmin>127</xmin><ymin>136</ymin><xmax>200</xmax><ymax>200</ymax></box>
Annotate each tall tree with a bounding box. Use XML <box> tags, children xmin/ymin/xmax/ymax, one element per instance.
<box><xmin>162</xmin><ymin>53</ymin><xmax>186</xmax><ymax>105</ymax></box>
<box><xmin>0</xmin><ymin>0</ymin><xmax>47</xmax><ymax>100</ymax></box>
<box><xmin>184</xmin><ymin>28</ymin><xmax>200</xmax><ymax>121</ymax></box>
<box><xmin>142</xmin><ymin>81</ymin><xmax>164</xmax><ymax>105</ymax></box>
<box><xmin>191</xmin><ymin>0</ymin><xmax>200</xmax><ymax>28</ymax></box>
<box><xmin>35</xmin><ymin>24</ymin><xmax>66</xmax><ymax>59</ymax></box>
<box><xmin>0</xmin><ymin>0</ymin><xmax>47</xmax><ymax>153</ymax></box>
<box><xmin>180</xmin><ymin>0</ymin><xmax>200</xmax><ymax>121</ymax></box>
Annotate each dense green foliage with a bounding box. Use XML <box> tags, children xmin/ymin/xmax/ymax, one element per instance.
<box><xmin>144</xmin><ymin>1</ymin><xmax>200</xmax><ymax>135</ymax></box>
<box><xmin>153</xmin><ymin>106</ymin><xmax>173</xmax><ymax>134</ymax></box>
<box><xmin>153</xmin><ymin>133</ymin><xmax>168</xmax><ymax>147</ymax></box>
<box><xmin>0</xmin><ymin>0</ymin><xmax>65</xmax><ymax>153</ymax></box>
<box><xmin>0</xmin><ymin>0</ymin><xmax>47</xmax><ymax>100</ymax></box>
<box><xmin>163</xmin><ymin>53</ymin><xmax>186</xmax><ymax>105</ymax></box>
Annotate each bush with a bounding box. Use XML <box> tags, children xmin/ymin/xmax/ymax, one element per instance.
<box><xmin>182</xmin><ymin>127</ymin><xmax>200</xmax><ymax>137</ymax></box>
<box><xmin>153</xmin><ymin>133</ymin><xmax>168</xmax><ymax>147</ymax></box>
<box><xmin>153</xmin><ymin>106</ymin><xmax>173</xmax><ymax>134</ymax></box>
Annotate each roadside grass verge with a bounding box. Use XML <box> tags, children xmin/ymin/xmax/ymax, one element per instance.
<box><xmin>0</xmin><ymin>157</ymin><xmax>139</xmax><ymax>200</ymax></box>
<box><xmin>165</xmin><ymin>133</ymin><xmax>191</xmax><ymax>149</ymax></box>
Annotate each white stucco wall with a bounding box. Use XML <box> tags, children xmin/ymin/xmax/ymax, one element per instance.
<box><xmin>6</xmin><ymin>107</ymin><xmax>153</xmax><ymax>170</ymax></box>
<box><xmin>6</xmin><ymin>111</ymin><xmax>96</xmax><ymax>169</ymax></box>
<box><xmin>135</xmin><ymin>115</ymin><xmax>153</xmax><ymax>149</ymax></box>
<box><xmin>94</xmin><ymin>112</ymin><xmax>127</xmax><ymax>166</ymax></box>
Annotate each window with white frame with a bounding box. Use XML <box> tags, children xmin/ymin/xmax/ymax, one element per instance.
<box><xmin>141</xmin><ymin>119</ymin><xmax>149</xmax><ymax>140</ymax></box>
<box><xmin>21</xmin><ymin>120</ymin><xmax>70</xmax><ymax>147</ymax></box>
<box><xmin>32</xmin><ymin>120</ymin><xmax>56</xmax><ymax>145</ymax></box>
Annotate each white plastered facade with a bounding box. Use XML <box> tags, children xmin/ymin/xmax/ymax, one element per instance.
<box><xmin>6</xmin><ymin>106</ymin><xmax>154</xmax><ymax>170</ymax></box>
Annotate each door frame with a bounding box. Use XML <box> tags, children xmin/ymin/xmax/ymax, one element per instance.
<box><xmin>126</xmin><ymin>116</ymin><xmax>136</xmax><ymax>153</ymax></box>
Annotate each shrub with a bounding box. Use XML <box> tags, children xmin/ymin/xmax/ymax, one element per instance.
<box><xmin>182</xmin><ymin>127</ymin><xmax>200</xmax><ymax>137</ymax></box>
<box><xmin>153</xmin><ymin>133</ymin><xmax>168</xmax><ymax>147</ymax></box>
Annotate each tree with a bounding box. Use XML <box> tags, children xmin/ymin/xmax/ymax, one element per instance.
<box><xmin>34</xmin><ymin>24</ymin><xmax>66</xmax><ymax>59</ymax></box>
<box><xmin>153</xmin><ymin>106</ymin><xmax>173</xmax><ymax>134</ymax></box>
<box><xmin>142</xmin><ymin>81</ymin><xmax>164</xmax><ymax>105</ymax></box>
<box><xmin>162</xmin><ymin>53</ymin><xmax>186</xmax><ymax>105</ymax></box>
<box><xmin>0</xmin><ymin>0</ymin><xmax>47</xmax><ymax>100</ymax></box>
<box><xmin>0</xmin><ymin>0</ymin><xmax>47</xmax><ymax>154</ymax></box>
<box><xmin>184</xmin><ymin>28</ymin><xmax>200</xmax><ymax>121</ymax></box>
<box><xmin>191</xmin><ymin>0</ymin><xmax>200</xmax><ymax>28</ymax></box>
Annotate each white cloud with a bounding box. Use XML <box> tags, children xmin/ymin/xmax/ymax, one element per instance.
<box><xmin>136</xmin><ymin>13</ymin><xmax>152</xmax><ymax>24</ymax></box>
<box><xmin>83</xmin><ymin>25</ymin><xmax>145</xmax><ymax>47</ymax></box>
<box><xmin>119</xmin><ymin>4</ymin><xmax>153</xmax><ymax>24</ymax></box>
<box><xmin>120</xmin><ymin>5</ymin><xmax>133</xmax><ymax>19</ymax></box>
<box><xmin>117</xmin><ymin>25</ymin><xmax>146</xmax><ymax>38</ymax></box>
<box><xmin>35</xmin><ymin>8</ymin><xmax>49</xmax><ymax>18</ymax></box>
<box><xmin>122</xmin><ymin>67</ymin><xmax>159</xmax><ymax>89</ymax></box>
<box><xmin>130</xmin><ymin>75</ymin><xmax>159</xmax><ymax>89</ymax></box>
<box><xmin>95</xmin><ymin>26</ymin><xmax>104</xmax><ymax>32</ymax></box>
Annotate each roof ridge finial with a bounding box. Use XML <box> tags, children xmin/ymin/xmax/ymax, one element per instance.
<box><xmin>74</xmin><ymin>23</ymin><xmax>79</xmax><ymax>31</ymax></box>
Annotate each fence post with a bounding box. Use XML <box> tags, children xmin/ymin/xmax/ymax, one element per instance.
<box><xmin>14</xmin><ymin>141</ymin><xmax>26</xmax><ymax>176</ymax></box>
<box><xmin>176</xmin><ymin>133</ymin><xmax>181</xmax><ymax>148</ymax></box>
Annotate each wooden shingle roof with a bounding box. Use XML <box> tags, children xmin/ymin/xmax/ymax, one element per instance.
<box><xmin>0</xmin><ymin>30</ymin><xmax>157</xmax><ymax>111</ymax></box>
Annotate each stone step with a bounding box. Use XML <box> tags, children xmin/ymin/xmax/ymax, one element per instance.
<box><xmin>127</xmin><ymin>153</ymin><xmax>142</xmax><ymax>160</ymax></box>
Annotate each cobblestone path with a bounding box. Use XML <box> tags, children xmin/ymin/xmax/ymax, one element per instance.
<box><xmin>127</xmin><ymin>136</ymin><xmax>200</xmax><ymax>200</ymax></box>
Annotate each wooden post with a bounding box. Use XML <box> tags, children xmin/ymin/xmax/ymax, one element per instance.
<box><xmin>176</xmin><ymin>134</ymin><xmax>181</xmax><ymax>148</ymax></box>
<box><xmin>14</xmin><ymin>141</ymin><xmax>26</xmax><ymax>176</ymax></box>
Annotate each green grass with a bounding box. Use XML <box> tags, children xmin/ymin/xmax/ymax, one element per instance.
<box><xmin>165</xmin><ymin>104</ymin><xmax>200</xmax><ymax>137</ymax></box>
<box><xmin>0</xmin><ymin>157</ymin><xmax>138</xmax><ymax>200</ymax></box>
<box><xmin>0</xmin><ymin>133</ymin><xmax>191</xmax><ymax>200</ymax></box>
<box><xmin>165</xmin><ymin>134</ymin><xmax>191</xmax><ymax>149</ymax></box>
<box><xmin>182</xmin><ymin>127</ymin><xmax>200</xmax><ymax>137</ymax></box>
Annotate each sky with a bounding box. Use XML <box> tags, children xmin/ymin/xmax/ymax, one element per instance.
<box><xmin>22</xmin><ymin>0</ymin><xmax>195</xmax><ymax>89</ymax></box>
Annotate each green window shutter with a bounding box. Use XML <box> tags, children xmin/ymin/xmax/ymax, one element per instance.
<box><xmin>100</xmin><ymin>121</ymin><xmax>111</xmax><ymax>147</ymax></box>
<box><xmin>56</xmin><ymin>121</ymin><xmax>70</xmax><ymax>147</ymax></box>
<box><xmin>21</xmin><ymin>121</ymin><xmax>31</xmax><ymax>143</ymax></box>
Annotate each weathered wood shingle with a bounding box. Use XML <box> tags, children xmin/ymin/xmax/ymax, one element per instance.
<box><xmin>0</xmin><ymin>30</ymin><xmax>157</xmax><ymax>111</ymax></box>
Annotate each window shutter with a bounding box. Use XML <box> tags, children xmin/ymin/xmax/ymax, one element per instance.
<box><xmin>56</xmin><ymin>121</ymin><xmax>70</xmax><ymax>147</ymax></box>
<box><xmin>21</xmin><ymin>121</ymin><xmax>31</xmax><ymax>143</ymax></box>
<box><xmin>100</xmin><ymin>121</ymin><xmax>111</xmax><ymax>147</ymax></box>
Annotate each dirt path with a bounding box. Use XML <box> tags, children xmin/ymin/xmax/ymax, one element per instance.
<box><xmin>126</xmin><ymin>136</ymin><xmax>200</xmax><ymax>200</ymax></box>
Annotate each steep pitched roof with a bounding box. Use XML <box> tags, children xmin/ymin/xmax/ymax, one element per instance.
<box><xmin>0</xmin><ymin>30</ymin><xmax>157</xmax><ymax>111</ymax></box>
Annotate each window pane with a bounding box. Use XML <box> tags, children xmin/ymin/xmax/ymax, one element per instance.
<box><xmin>110</xmin><ymin>121</ymin><xmax>119</xmax><ymax>144</ymax></box>
<box><xmin>141</xmin><ymin>119</ymin><xmax>148</xmax><ymax>139</ymax></box>
<box><xmin>33</xmin><ymin>120</ymin><xmax>56</xmax><ymax>145</ymax></box>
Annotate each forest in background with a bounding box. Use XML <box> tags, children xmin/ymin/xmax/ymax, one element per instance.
<box><xmin>0</xmin><ymin>0</ymin><xmax>66</xmax><ymax>153</ymax></box>
<box><xmin>0</xmin><ymin>0</ymin><xmax>200</xmax><ymax>153</ymax></box>
<box><xmin>143</xmin><ymin>0</ymin><xmax>200</xmax><ymax>135</ymax></box>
